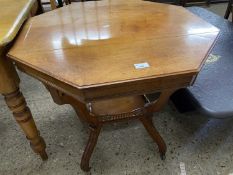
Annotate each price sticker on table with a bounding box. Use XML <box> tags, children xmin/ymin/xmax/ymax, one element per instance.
<box><xmin>134</xmin><ymin>62</ymin><xmax>150</xmax><ymax>69</ymax></box>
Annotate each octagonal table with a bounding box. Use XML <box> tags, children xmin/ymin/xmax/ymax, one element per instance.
<box><xmin>8</xmin><ymin>0</ymin><xmax>219</xmax><ymax>171</ymax></box>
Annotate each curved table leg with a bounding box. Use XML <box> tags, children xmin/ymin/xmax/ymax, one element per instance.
<box><xmin>0</xmin><ymin>56</ymin><xmax>47</xmax><ymax>160</ymax></box>
<box><xmin>43</xmin><ymin>85</ymin><xmax>102</xmax><ymax>171</ymax></box>
<box><xmin>140</xmin><ymin>89</ymin><xmax>176</xmax><ymax>159</ymax></box>
<box><xmin>140</xmin><ymin>116</ymin><xmax>166</xmax><ymax>160</ymax></box>
<box><xmin>81</xmin><ymin>124</ymin><xmax>102</xmax><ymax>172</ymax></box>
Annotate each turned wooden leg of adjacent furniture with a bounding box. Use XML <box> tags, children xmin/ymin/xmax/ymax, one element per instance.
<box><xmin>0</xmin><ymin>55</ymin><xmax>47</xmax><ymax>160</ymax></box>
<box><xmin>3</xmin><ymin>89</ymin><xmax>48</xmax><ymax>160</ymax></box>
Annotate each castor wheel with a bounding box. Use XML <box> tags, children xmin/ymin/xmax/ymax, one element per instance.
<box><xmin>160</xmin><ymin>153</ymin><xmax>166</xmax><ymax>160</ymax></box>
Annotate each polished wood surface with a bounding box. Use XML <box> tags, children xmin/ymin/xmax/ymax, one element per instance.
<box><xmin>7</xmin><ymin>0</ymin><xmax>219</xmax><ymax>171</ymax></box>
<box><xmin>0</xmin><ymin>0</ymin><xmax>39</xmax><ymax>93</ymax></box>
<box><xmin>8</xmin><ymin>1</ymin><xmax>219</xmax><ymax>96</ymax></box>
<box><xmin>0</xmin><ymin>0</ymin><xmax>47</xmax><ymax>161</ymax></box>
<box><xmin>0</xmin><ymin>0</ymin><xmax>37</xmax><ymax>46</ymax></box>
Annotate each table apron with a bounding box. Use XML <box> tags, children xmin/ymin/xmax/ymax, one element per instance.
<box><xmin>14</xmin><ymin>60</ymin><xmax>196</xmax><ymax>102</ymax></box>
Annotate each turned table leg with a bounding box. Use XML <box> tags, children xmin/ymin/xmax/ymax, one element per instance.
<box><xmin>0</xmin><ymin>55</ymin><xmax>47</xmax><ymax>160</ymax></box>
<box><xmin>3</xmin><ymin>89</ymin><xmax>48</xmax><ymax>160</ymax></box>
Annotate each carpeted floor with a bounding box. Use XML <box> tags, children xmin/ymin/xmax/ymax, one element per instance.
<box><xmin>0</xmin><ymin>2</ymin><xmax>233</xmax><ymax>175</ymax></box>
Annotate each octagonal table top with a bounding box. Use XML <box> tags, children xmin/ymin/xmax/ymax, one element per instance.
<box><xmin>8</xmin><ymin>0</ymin><xmax>219</xmax><ymax>90</ymax></box>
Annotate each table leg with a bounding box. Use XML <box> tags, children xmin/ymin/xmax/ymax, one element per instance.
<box><xmin>81</xmin><ymin>124</ymin><xmax>102</xmax><ymax>172</ymax></box>
<box><xmin>44</xmin><ymin>84</ymin><xmax>102</xmax><ymax>171</ymax></box>
<box><xmin>140</xmin><ymin>88</ymin><xmax>176</xmax><ymax>160</ymax></box>
<box><xmin>3</xmin><ymin>89</ymin><xmax>48</xmax><ymax>160</ymax></box>
<box><xmin>43</xmin><ymin>84</ymin><xmax>175</xmax><ymax>171</ymax></box>
<box><xmin>0</xmin><ymin>56</ymin><xmax>47</xmax><ymax>160</ymax></box>
<box><xmin>140</xmin><ymin>116</ymin><xmax>166</xmax><ymax>160</ymax></box>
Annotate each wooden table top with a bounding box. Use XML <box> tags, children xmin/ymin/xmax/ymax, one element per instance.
<box><xmin>0</xmin><ymin>0</ymin><xmax>36</xmax><ymax>47</ymax></box>
<box><xmin>8</xmin><ymin>0</ymin><xmax>219</xmax><ymax>90</ymax></box>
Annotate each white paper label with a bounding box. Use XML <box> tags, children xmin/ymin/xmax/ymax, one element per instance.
<box><xmin>180</xmin><ymin>162</ymin><xmax>187</xmax><ymax>175</ymax></box>
<box><xmin>134</xmin><ymin>62</ymin><xmax>150</xmax><ymax>69</ymax></box>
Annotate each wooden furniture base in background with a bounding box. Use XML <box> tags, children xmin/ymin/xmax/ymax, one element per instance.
<box><xmin>45</xmin><ymin>85</ymin><xmax>175</xmax><ymax>171</ymax></box>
